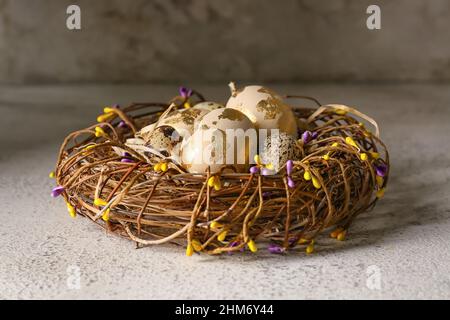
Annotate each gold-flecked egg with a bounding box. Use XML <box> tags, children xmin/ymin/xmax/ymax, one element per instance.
<box><xmin>181</xmin><ymin>108</ymin><xmax>257</xmax><ymax>174</ymax></box>
<box><xmin>261</xmin><ymin>132</ymin><xmax>301</xmax><ymax>172</ymax></box>
<box><xmin>157</xmin><ymin>107</ymin><xmax>210</xmax><ymax>139</ymax></box>
<box><xmin>192</xmin><ymin>101</ymin><xmax>224</xmax><ymax>112</ymax></box>
<box><xmin>226</xmin><ymin>84</ymin><xmax>298</xmax><ymax>136</ymax></box>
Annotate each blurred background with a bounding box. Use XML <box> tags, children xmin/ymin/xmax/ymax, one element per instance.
<box><xmin>1</xmin><ymin>0</ymin><xmax>449</xmax><ymax>84</ymax></box>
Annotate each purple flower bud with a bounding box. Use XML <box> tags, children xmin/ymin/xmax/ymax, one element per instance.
<box><xmin>118</xmin><ymin>120</ymin><xmax>127</xmax><ymax>128</ymax></box>
<box><xmin>287</xmin><ymin>177</ymin><xmax>295</xmax><ymax>189</ymax></box>
<box><xmin>123</xmin><ymin>152</ymin><xmax>131</xmax><ymax>157</ymax></box>
<box><xmin>286</xmin><ymin>160</ymin><xmax>293</xmax><ymax>175</ymax></box>
<box><xmin>51</xmin><ymin>186</ymin><xmax>64</xmax><ymax>198</ymax></box>
<box><xmin>249</xmin><ymin>166</ymin><xmax>259</xmax><ymax>174</ymax></box>
<box><xmin>179</xmin><ymin>87</ymin><xmax>192</xmax><ymax>98</ymax></box>
<box><xmin>311</xmin><ymin>131</ymin><xmax>318</xmax><ymax>139</ymax></box>
<box><xmin>228</xmin><ymin>241</ymin><xmax>244</xmax><ymax>254</ymax></box>
<box><xmin>375</xmin><ymin>163</ymin><xmax>387</xmax><ymax>177</ymax></box>
<box><xmin>302</xmin><ymin>131</ymin><xmax>312</xmax><ymax>144</ymax></box>
<box><xmin>262</xmin><ymin>191</ymin><xmax>272</xmax><ymax>199</ymax></box>
<box><xmin>261</xmin><ymin>167</ymin><xmax>272</xmax><ymax>176</ymax></box>
<box><xmin>268</xmin><ymin>244</ymin><xmax>284</xmax><ymax>254</ymax></box>
<box><xmin>121</xmin><ymin>158</ymin><xmax>134</xmax><ymax>163</ymax></box>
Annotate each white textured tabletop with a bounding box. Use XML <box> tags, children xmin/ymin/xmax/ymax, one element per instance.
<box><xmin>1</xmin><ymin>84</ymin><xmax>449</xmax><ymax>299</ymax></box>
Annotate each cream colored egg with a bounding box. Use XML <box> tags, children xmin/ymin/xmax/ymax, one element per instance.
<box><xmin>226</xmin><ymin>85</ymin><xmax>298</xmax><ymax>136</ymax></box>
<box><xmin>192</xmin><ymin>101</ymin><xmax>224</xmax><ymax>112</ymax></box>
<box><xmin>157</xmin><ymin>107</ymin><xmax>210</xmax><ymax>139</ymax></box>
<box><xmin>197</xmin><ymin>108</ymin><xmax>254</xmax><ymax>132</ymax></box>
<box><xmin>181</xmin><ymin>108</ymin><xmax>257</xmax><ymax>174</ymax></box>
<box><xmin>261</xmin><ymin>132</ymin><xmax>301</xmax><ymax>172</ymax></box>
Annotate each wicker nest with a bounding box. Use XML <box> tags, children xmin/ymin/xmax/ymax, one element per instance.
<box><xmin>52</xmin><ymin>89</ymin><xmax>389</xmax><ymax>255</ymax></box>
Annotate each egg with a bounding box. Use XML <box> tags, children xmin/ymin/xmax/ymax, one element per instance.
<box><xmin>226</xmin><ymin>84</ymin><xmax>298</xmax><ymax>136</ymax></box>
<box><xmin>158</xmin><ymin>107</ymin><xmax>210</xmax><ymax>139</ymax></box>
<box><xmin>138</xmin><ymin>126</ymin><xmax>182</xmax><ymax>156</ymax></box>
<box><xmin>181</xmin><ymin>108</ymin><xmax>257</xmax><ymax>173</ymax></box>
<box><xmin>260</xmin><ymin>132</ymin><xmax>301</xmax><ymax>172</ymax></box>
<box><xmin>192</xmin><ymin>101</ymin><xmax>224</xmax><ymax>112</ymax></box>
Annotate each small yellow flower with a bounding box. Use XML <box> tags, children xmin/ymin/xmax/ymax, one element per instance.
<box><xmin>345</xmin><ymin>136</ymin><xmax>358</xmax><ymax>149</ymax></box>
<box><xmin>376</xmin><ymin>176</ymin><xmax>384</xmax><ymax>187</ymax></box>
<box><xmin>94</xmin><ymin>126</ymin><xmax>106</xmax><ymax>138</ymax></box>
<box><xmin>183</xmin><ymin>101</ymin><xmax>191</xmax><ymax>109</ymax></box>
<box><xmin>247</xmin><ymin>239</ymin><xmax>257</xmax><ymax>253</ymax></box>
<box><xmin>102</xmin><ymin>208</ymin><xmax>110</xmax><ymax>221</ymax></box>
<box><xmin>330</xmin><ymin>228</ymin><xmax>343</xmax><ymax>238</ymax></box>
<box><xmin>303</xmin><ymin>171</ymin><xmax>312</xmax><ymax>181</ymax></box>
<box><xmin>312</xmin><ymin>176</ymin><xmax>321</xmax><ymax>189</ymax></box>
<box><xmin>360</xmin><ymin>153</ymin><xmax>368</xmax><ymax>161</ymax></box>
<box><xmin>207</xmin><ymin>176</ymin><xmax>221</xmax><ymax>191</ymax></box>
<box><xmin>94</xmin><ymin>198</ymin><xmax>108</xmax><ymax>206</ymax></box>
<box><xmin>66</xmin><ymin>202</ymin><xmax>76</xmax><ymax>218</ymax></box>
<box><xmin>298</xmin><ymin>238</ymin><xmax>309</xmax><ymax>244</ymax></box>
<box><xmin>186</xmin><ymin>243</ymin><xmax>194</xmax><ymax>256</ymax></box>
<box><xmin>218</xmin><ymin>230</ymin><xmax>228</xmax><ymax>242</ymax></box>
<box><xmin>335</xmin><ymin>109</ymin><xmax>347</xmax><ymax>115</ymax></box>
<box><xmin>96</xmin><ymin>113</ymin><xmax>114</xmax><ymax>123</ymax></box>
<box><xmin>154</xmin><ymin>161</ymin><xmax>168</xmax><ymax>172</ymax></box>
<box><xmin>358</xmin><ymin>122</ymin><xmax>365</xmax><ymax>128</ymax></box>
<box><xmin>84</xmin><ymin>144</ymin><xmax>95</xmax><ymax>152</ymax></box>
<box><xmin>370</xmin><ymin>152</ymin><xmax>380</xmax><ymax>159</ymax></box>
<box><xmin>210</xmin><ymin>221</ymin><xmax>223</xmax><ymax>229</ymax></box>
<box><xmin>376</xmin><ymin>188</ymin><xmax>386</xmax><ymax>198</ymax></box>
<box><xmin>103</xmin><ymin>107</ymin><xmax>115</xmax><ymax>113</ymax></box>
<box><xmin>337</xmin><ymin>230</ymin><xmax>347</xmax><ymax>241</ymax></box>
<box><xmin>49</xmin><ymin>171</ymin><xmax>55</xmax><ymax>178</ymax></box>
<box><xmin>322</xmin><ymin>153</ymin><xmax>330</xmax><ymax>161</ymax></box>
<box><xmin>265</xmin><ymin>163</ymin><xmax>274</xmax><ymax>170</ymax></box>
<box><xmin>191</xmin><ymin>239</ymin><xmax>202</xmax><ymax>252</ymax></box>
<box><xmin>306</xmin><ymin>243</ymin><xmax>314</xmax><ymax>254</ymax></box>
<box><xmin>332</xmin><ymin>142</ymin><xmax>339</xmax><ymax>147</ymax></box>
<box><xmin>254</xmin><ymin>154</ymin><xmax>262</xmax><ymax>166</ymax></box>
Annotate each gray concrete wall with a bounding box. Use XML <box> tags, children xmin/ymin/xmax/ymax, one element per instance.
<box><xmin>0</xmin><ymin>0</ymin><xmax>449</xmax><ymax>84</ymax></box>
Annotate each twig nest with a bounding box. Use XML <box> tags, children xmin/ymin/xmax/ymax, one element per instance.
<box><xmin>226</xmin><ymin>84</ymin><xmax>298</xmax><ymax>136</ymax></box>
<box><xmin>260</xmin><ymin>132</ymin><xmax>302</xmax><ymax>172</ymax></box>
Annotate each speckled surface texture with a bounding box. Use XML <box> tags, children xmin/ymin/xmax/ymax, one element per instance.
<box><xmin>1</xmin><ymin>0</ymin><xmax>450</xmax><ymax>83</ymax></box>
<box><xmin>1</xmin><ymin>84</ymin><xmax>450</xmax><ymax>299</ymax></box>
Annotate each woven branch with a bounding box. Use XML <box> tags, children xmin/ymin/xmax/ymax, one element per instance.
<box><xmin>53</xmin><ymin>92</ymin><xmax>389</xmax><ymax>255</ymax></box>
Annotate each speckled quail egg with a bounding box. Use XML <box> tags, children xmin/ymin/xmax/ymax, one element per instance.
<box><xmin>138</xmin><ymin>125</ymin><xmax>182</xmax><ymax>157</ymax></box>
<box><xmin>260</xmin><ymin>132</ymin><xmax>301</xmax><ymax>172</ymax></box>
<box><xmin>226</xmin><ymin>84</ymin><xmax>298</xmax><ymax>136</ymax></box>
<box><xmin>181</xmin><ymin>108</ymin><xmax>257</xmax><ymax>173</ymax></box>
